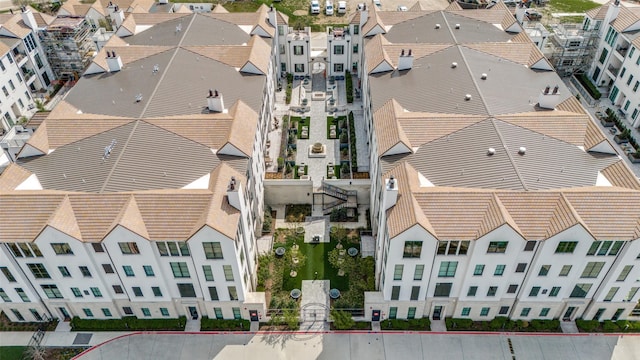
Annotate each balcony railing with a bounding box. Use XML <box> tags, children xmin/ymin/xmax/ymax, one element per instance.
<box><xmin>616</xmin><ymin>46</ymin><xmax>629</xmax><ymax>57</ymax></box>
<box><xmin>608</xmin><ymin>65</ymin><xmax>620</xmax><ymax>77</ymax></box>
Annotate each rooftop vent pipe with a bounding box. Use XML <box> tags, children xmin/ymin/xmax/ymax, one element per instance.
<box><xmin>481</xmin><ymin>73</ymin><xmax>487</xmax><ymax>80</ymax></box>
<box><xmin>487</xmin><ymin>148</ymin><xmax>495</xmax><ymax>156</ymax></box>
<box><xmin>451</xmin><ymin>62</ymin><xmax>457</xmax><ymax>68</ymax></box>
<box><xmin>435</xmin><ymin>24</ymin><xmax>441</xmax><ymax>29</ymax></box>
<box><xmin>518</xmin><ymin>147</ymin><xmax>526</xmax><ymax>155</ymax></box>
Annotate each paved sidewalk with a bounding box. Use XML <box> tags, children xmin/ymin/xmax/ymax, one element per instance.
<box><xmin>0</xmin><ymin>331</ymin><xmax>132</xmax><ymax>347</ymax></box>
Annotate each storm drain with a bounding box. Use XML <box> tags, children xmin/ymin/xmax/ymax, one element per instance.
<box><xmin>73</xmin><ymin>333</ymin><xmax>92</xmax><ymax>345</ymax></box>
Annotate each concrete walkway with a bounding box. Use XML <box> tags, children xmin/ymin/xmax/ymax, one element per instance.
<box><xmin>300</xmin><ymin>280</ymin><xmax>330</xmax><ymax>332</ymax></box>
<box><xmin>561</xmin><ymin>320</ymin><xmax>580</xmax><ymax>334</ymax></box>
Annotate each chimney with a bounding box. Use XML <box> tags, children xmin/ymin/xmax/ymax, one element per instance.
<box><xmin>515</xmin><ymin>3</ymin><xmax>526</xmax><ymax>24</ymax></box>
<box><xmin>398</xmin><ymin>49</ymin><xmax>413</xmax><ymax>71</ymax></box>
<box><xmin>227</xmin><ymin>176</ymin><xmax>242</xmax><ymax>210</ymax></box>
<box><xmin>603</xmin><ymin>0</ymin><xmax>621</xmax><ymax>36</ymax></box>
<box><xmin>538</xmin><ymin>85</ymin><xmax>562</xmax><ymax>109</ymax></box>
<box><xmin>106</xmin><ymin>50</ymin><xmax>123</xmax><ymax>72</ymax></box>
<box><xmin>207</xmin><ymin>89</ymin><xmax>225</xmax><ymax>112</ymax></box>
<box><xmin>384</xmin><ymin>176</ymin><xmax>399</xmax><ymax>210</ymax></box>
<box><xmin>360</xmin><ymin>4</ymin><xmax>368</xmax><ymax>28</ymax></box>
<box><xmin>20</xmin><ymin>7</ymin><xmax>38</xmax><ymax>31</ymax></box>
<box><xmin>268</xmin><ymin>4</ymin><xmax>277</xmax><ymax>27</ymax></box>
<box><xmin>112</xmin><ymin>6</ymin><xmax>125</xmax><ymax>28</ymax></box>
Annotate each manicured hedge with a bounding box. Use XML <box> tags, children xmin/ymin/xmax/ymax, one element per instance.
<box><xmin>200</xmin><ymin>317</ymin><xmax>250</xmax><ymax>331</ymax></box>
<box><xmin>576</xmin><ymin>319</ymin><xmax>640</xmax><ymax>333</ymax></box>
<box><xmin>346</xmin><ymin>71</ymin><xmax>354</xmax><ymax>103</ymax></box>
<box><xmin>446</xmin><ymin>317</ymin><xmax>560</xmax><ymax>332</ymax></box>
<box><xmin>382</xmin><ymin>318</ymin><xmax>431</xmax><ymax>331</ymax></box>
<box><xmin>576</xmin><ymin>73</ymin><xmax>601</xmax><ymax>100</ymax></box>
<box><xmin>70</xmin><ymin>316</ymin><xmax>186</xmax><ymax>331</ymax></box>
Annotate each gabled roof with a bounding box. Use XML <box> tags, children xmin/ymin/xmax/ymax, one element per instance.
<box><xmin>601</xmin><ymin>160</ymin><xmax>640</xmax><ymax>190</ymax></box>
<box><xmin>611</xmin><ymin>5</ymin><xmax>640</xmax><ymax>32</ymax></box>
<box><xmin>0</xmin><ymin>164</ymin><xmax>33</xmax><ymax>191</ymax></box>
<box><xmin>109</xmin><ymin>195</ymin><xmax>149</xmax><ymax>239</ymax></box>
<box><xmin>365</xmin><ymin>34</ymin><xmax>393</xmax><ymax>74</ymax></box>
<box><xmin>47</xmin><ymin>195</ymin><xmax>83</xmax><ymax>241</ymax></box>
<box><xmin>586</xmin><ymin>3</ymin><xmax>609</xmax><ymax>20</ymax></box>
<box><xmin>373</xmin><ymin>99</ymin><xmax>412</xmax><ymax>155</ymax></box>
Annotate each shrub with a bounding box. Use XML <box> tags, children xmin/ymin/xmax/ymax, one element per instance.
<box><xmin>331</xmin><ymin>309</ymin><xmax>355</xmax><ymax>330</ymax></box>
<box><xmin>70</xmin><ymin>316</ymin><xmax>185</xmax><ymax>331</ymax></box>
<box><xmin>345</xmin><ymin>71</ymin><xmax>353</xmax><ymax>103</ymax></box>
<box><xmin>285</xmin><ymin>73</ymin><xmax>293</xmax><ymax>104</ymax></box>
<box><xmin>383</xmin><ymin>318</ymin><xmax>430</xmax><ymax>330</ymax></box>
<box><xmin>602</xmin><ymin>320</ymin><xmax>620</xmax><ymax>332</ymax></box>
<box><xmin>576</xmin><ymin>319</ymin><xmax>600</xmax><ymax>332</ymax></box>
<box><xmin>446</xmin><ymin>318</ymin><xmax>473</xmax><ymax>329</ymax></box>
<box><xmin>576</xmin><ymin>73</ymin><xmax>601</xmax><ymax>100</ymax></box>
<box><xmin>200</xmin><ymin>317</ymin><xmax>249</xmax><ymax>331</ymax></box>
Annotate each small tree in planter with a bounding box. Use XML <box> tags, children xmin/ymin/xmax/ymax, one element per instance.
<box><xmin>615</xmin><ymin>129</ymin><xmax>632</xmax><ymax>144</ymax></box>
<box><xmin>629</xmin><ymin>150</ymin><xmax>640</xmax><ymax>163</ymax></box>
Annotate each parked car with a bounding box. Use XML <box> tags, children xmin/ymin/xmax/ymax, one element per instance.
<box><xmin>338</xmin><ymin>1</ymin><xmax>347</xmax><ymax>13</ymax></box>
<box><xmin>326</xmin><ymin>0</ymin><xmax>334</xmax><ymax>15</ymax></box>
<box><xmin>397</xmin><ymin>5</ymin><xmax>408</xmax><ymax>11</ymax></box>
<box><xmin>525</xmin><ymin>9</ymin><xmax>542</xmax><ymax>21</ymax></box>
<box><xmin>373</xmin><ymin>0</ymin><xmax>381</xmax><ymax>8</ymax></box>
<box><xmin>310</xmin><ymin>0</ymin><xmax>320</xmax><ymax>14</ymax></box>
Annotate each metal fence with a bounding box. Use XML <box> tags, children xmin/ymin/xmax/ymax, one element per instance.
<box><xmin>570</xmin><ymin>75</ymin><xmax>599</xmax><ymax>107</ymax></box>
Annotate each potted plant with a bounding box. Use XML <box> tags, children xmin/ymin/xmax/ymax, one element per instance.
<box><xmin>629</xmin><ymin>150</ymin><xmax>640</xmax><ymax>163</ymax></box>
<box><xmin>615</xmin><ymin>128</ymin><xmax>631</xmax><ymax>144</ymax></box>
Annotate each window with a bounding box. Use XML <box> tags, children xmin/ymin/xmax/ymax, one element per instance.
<box><xmin>102</xmin><ymin>264</ymin><xmax>114</xmax><ymax>274</ymax></box>
<box><xmin>91</xmin><ymin>287</ymin><xmax>102</xmax><ymax>297</ymax></box>
<box><xmin>232</xmin><ymin>307</ymin><xmax>241</xmax><ymax>319</ymax></box>
<box><xmin>536</xmin><ymin>308</ymin><xmax>549</xmax><ymax>317</ymax></box>
<box><xmin>11</xmin><ymin>243</ymin><xmax>42</xmax><ymax>257</ymax></box>
<box><xmin>631</xmin><ymin>47</ymin><xmax>636</xmax><ymax>58</ymax></box>
<box><xmin>507</xmin><ymin>284</ymin><xmax>518</xmax><ymax>294</ymax></box>
<box><xmin>413</xmin><ymin>265</ymin><xmax>424</xmax><ymax>280</ymax></box>
<box><xmin>520</xmin><ymin>308</ymin><xmax>531</xmax><ymax>317</ymax></box>
<box><xmin>51</xmin><ymin>243</ymin><xmax>73</xmax><ymax>255</ymax></box>
<box><xmin>6</xmin><ymin>53</ymin><xmax>12</xmax><ymax>63</ymax></box>
<box><xmin>2</xmin><ymin>86</ymin><xmax>8</xmax><ymax>96</ymax></box>
<box><xmin>389</xmin><ymin>307</ymin><xmax>398</xmax><ymax>319</ymax></box>
<box><xmin>0</xmin><ymin>60</ymin><xmax>4</xmax><ymax>71</ymax></box>
<box><xmin>394</xmin><ymin>265</ymin><xmax>404</xmax><ymax>280</ymax></box>
<box><xmin>150</xmin><ymin>286</ymin><xmax>162</xmax><ymax>297</ymax></box>
<box><xmin>617</xmin><ymin>265</ymin><xmax>633</xmax><ymax>281</ymax></box>
<box><xmin>626</xmin><ymin>287</ymin><xmax>639</xmax><ymax>301</ymax></box>
<box><xmin>593</xmin><ymin>308</ymin><xmax>605</xmax><ymax>321</ymax></box>
<box><xmin>132</xmin><ymin>287</ymin><xmax>143</xmax><ymax>297</ymax></box>
<box><xmin>203</xmin><ymin>265</ymin><xmax>214</xmax><ymax>281</ymax></box>
<box><xmin>123</xmin><ymin>307</ymin><xmax>133</xmax><ymax>315</ymax></box>
<box><xmin>610</xmin><ymin>86</ymin><xmax>620</xmax><ymax>102</ymax></box>
<box><xmin>612</xmin><ymin>309</ymin><xmax>624</xmax><ymax>321</ymax></box>
<box><xmin>202</xmin><ymin>242</ymin><xmax>223</xmax><ymax>259</ymax></box>
<box><xmin>294</xmin><ymin>64</ymin><xmax>304</xmax><ymax>72</ymax></box>
<box><xmin>461</xmin><ymin>307</ymin><xmax>471</xmax><ymax>316</ymax></box>
<box><xmin>636</xmin><ymin>81</ymin><xmax>640</xmax><ymax>93</ymax></box>
<box><xmin>92</xmin><ymin>243</ymin><xmax>104</xmax><ymax>253</ymax></box>
<box><xmin>160</xmin><ymin>308</ymin><xmax>170</xmax><ymax>317</ymax></box>
<box><xmin>555</xmin><ymin>241</ymin><xmax>577</xmax><ymax>253</ymax></box>
<box><xmin>620</xmin><ymin>68</ymin><xmax>627</xmax><ymax>78</ymax></box>
<box><xmin>353</xmin><ymin>25</ymin><xmax>359</xmax><ymax>34</ymax></box>
<box><xmin>548</xmin><ymin>286</ymin><xmax>561</xmax><ymax>297</ymax></box>
<box><xmin>30</xmin><ymin>309</ymin><xmax>42</xmax><ymax>321</ymax></box>
<box><xmin>487</xmin><ymin>286</ymin><xmax>497</xmax><ymax>297</ymax></box>
<box><xmin>333</xmin><ymin>63</ymin><xmax>344</xmax><ymax>72</ymax></box>
<box><xmin>1</xmin><ymin>267</ymin><xmax>16</xmax><ymax>282</ymax></box>
<box><xmin>495</xmin><ymin>306</ymin><xmax>509</xmax><ymax>315</ymax></box>
<box><xmin>487</xmin><ymin>241</ymin><xmax>508</xmax><ymax>253</ymax></box>
<box><xmin>467</xmin><ymin>286</ymin><xmax>477</xmax><ymax>296</ymax></box>
<box><xmin>604</xmin><ymin>287</ymin><xmax>619</xmax><ymax>302</ymax></box>
<box><xmin>524</xmin><ymin>241</ymin><xmax>536</xmax><ymax>251</ymax></box>
<box><xmin>8</xmin><ymin>80</ymin><xmax>14</xmax><ymax>90</ymax></box>
<box><xmin>538</xmin><ymin>265</ymin><xmax>550</xmax><ymax>276</ymax></box>
<box><xmin>79</xmin><ymin>266</ymin><xmax>92</xmax><ymax>277</ymax></box>
<box><xmin>102</xmin><ymin>308</ymin><xmax>112</xmax><ymax>317</ymax></box>
<box><xmin>8</xmin><ymin>244</ymin><xmax>22</xmax><ymax>258</ymax></box>
<box><xmin>141</xmin><ymin>308</ymin><xmax>151</xmax><ymax>317</ymax></box>
<box><xmin>480</xmin><ymin>307</ymin><xmax>490</xmax><ymax>317</ymax></box>
<box><xmin>141</xmin><ymin>265</ymin><xmax>154</xmax><ymax>277</ymax></box>
<box><xmin>434</xmin><ymin>283</ymin><xmax>452</xmax><ymax>297</ymax></box>
<box><xmin>41</xmin><ymin>285</ymin><xmax>63</xmax><ymax>299</ymax></box>
<box><xmin>391</xmin><ymin>286</ymin><xmax>400</xmax><ymax>300</ymax></box>
<box><xmin>228</xmin><ymin>286</ymin><xmax>238</xmax><ymax>300</ymax></box>
<box><xmin>293</xmin><ymin>46</ymin><xmax>304</xmax><ymax>55</ymax></box>
<box><xmin>334</xmin><ymin>45</ymin><xmax>344</xmax><ymax>55</ymax></box>
<box><xmin>27</xmin><ymin>264</ymin><xmax>50</xmax><ymax>279</ymax></box>
<box><xmin>83</xmin><ymin>309</ymin><xmax>94</xmax><ymax>317</ymax></box>
<box><xmin>581</xmin><ymin>262</ymin><xmax>605</xmax><ymax>278</ymax></box>
<box><xmin>403</xmin><ymin>241</ymin><xmax>422</xmax><ymax>258</ymax></box>
<box><xmin>42</xmin><ymin>72</ymin><xmax>50</xmax><ymax>86</ymax></box>
<box><xmin>118</xmin><ymin>242</ymin><xmax>140</xmax><ymax>255</ymax></box>
<box><xmin>559</xmin><ymin>265</ymin><xmax>572</xmax><ymax>276</ymax></box>
<box><xmin>474</xmin><ymin>265</ymin><xmax>484</xmax><ymax>276</ymax></box>
<box><xmin>628</xmin><ymin>75</ymin><xmax>635</xmax><ymax>87</ymax></box>
<box><xmin>123</xmin><ymin>266</ymin><xmax>135</xmax><ymax>277</ymax></box>
<box><xmin>0</xmin><ymin>288</ymin><xmax>11</xmax><ymax>302</ymax></box>
<box><xmin>10</xmin><ymin>309</ymin><xmax>24</xmax><ymax>321</ymax></box>
<box><xmin>437</xmin><ymin>241</ymin><xmax>470</xmax><ymax>255</ymax></box>
<box><xmin>223</xmin><ymin>265</ymin><xmax>234</xmax><ymax>281</ymax></box>
<box><xmin>209</xmin><ymin>286</ymin><xmax>219</xmax><ymax>300</ymax></box>
<box><xmin>588</xmin><ymin>241</ymin><xmax>624</xmax><ymax>256</ymax></box>
<box><xmin>438</xmin><ymin>261</ymin><xmax>458</xmax><ymax>277</ymax></box>
<box><xmin>494</xmin><ymin>265</ymin><xmax>505</xmax><ymax>276</ymax></box>
<box><xmin>170</xmin><ymin>262</ymin><xmax>190</xmax><ymax>278</ymax></box>
<box><xmin>407</xmin><ymin>307</ymin><xmax>416</xmax><ymax>319</ymax></box>
<box><xmin>515</xmin><ymin>263</ymin><xmax>527</xmax><ymax>273</ymax></box>
<box><xmin>353</xmin><ymin>44</ymin><xmax>358</xmax><ymax>53</ymax></box>
<box><xmin>112</xmin><ymin>285</ymin><xmax>124</xmax><ymax>294</ymax></box>
<box><xmin>71</xmin><ymin>287</ymin><xmax>82</xmax><ymax>297</ymax></box>
<box><xmin>529</xmin><ymin>286</ymin><xmax>541</xmax><ymax>297</ymax></box>
<box><xmin>570</xmin><ymin>283</ymin><xmax>592</xmax><ymax>298</ymax></box>
<box><xmin>410</xmin><ymin>286</ymin><xmax>420</xmax><ymax>300</ymax></box>
<box><xmin>15</xmin><ymin>288</ymin><xmax>29</xmax><ymax>302</ymax></box>
<box><xmin>178</xmin><ymin>283</ymin><xmax>196</xmax><ymax>298</ymax></box>
<box><xmin>214</xmin><ymin>307</ymin><xmax>223</xmax><ymax>319</ymax></box>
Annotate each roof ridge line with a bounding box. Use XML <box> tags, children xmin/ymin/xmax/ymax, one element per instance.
<box><xmin>99</xmin><ymin>121</ymin><xmax>141</xmax><ymax>193</ymax></box>
<box><xmin>139</xmin><ymin>13</ymin><xmax>198</xmax><ymax>119</ymax></box>
<box><xmin>490</xmin><ymin>118</ymin><xmax>528</xmax><ymax>191</ymax></box>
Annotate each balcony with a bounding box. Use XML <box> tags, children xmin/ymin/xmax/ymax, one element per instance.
<box><xmin>615</xmin><ymin>46</ymin><xmax>629</xmax><ymax>57</ymax></box>
<box><xmin>607</xmin><ymin>64</ymin><xmax>620</xmax><ymax>77</ymax></box>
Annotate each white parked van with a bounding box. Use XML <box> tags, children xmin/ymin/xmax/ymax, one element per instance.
<box><xmin>338</xmin><ymin>1</ymin><xmax>347</xmax><ymax>13</ymax></box>
<box><xmin>310</xmin><ymin>0</ymin><xmax>320</xmax><ymax>14</ymax></box>
<box><xmin>325</xmin><ymin>0</ymin><xmax>334</xmax><ymax>15</ymax></box>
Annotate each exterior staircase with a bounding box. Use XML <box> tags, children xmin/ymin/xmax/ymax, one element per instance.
<box><xmin>320</xmin><ymin>182</ymin><xmax>357</xmax><ymax>214</ymax></box>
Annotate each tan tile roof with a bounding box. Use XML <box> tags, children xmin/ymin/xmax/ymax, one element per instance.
<box><xmin>1</xmin><ymin>15</ymin><xmax>32</xmax><ymax>38</ymax></box>
<box><xmin>0</xmin><ymin>164</ymin><xmax>32</xmax><ymax>191</ymax></box>
<box><xmin>109</xmin><ymin>195</ymin><xmax>149</xmax><ymax>239</ymax></box>
<box><xmin>398</xmin><ymin>111</ymin><xmax>486</xmax><ymax>147</ymax></box>
<box><xmin>222</xmin><ymin>100</ymin><xmax>259</xmax><ymax>156</ymax></box>
<box><xmin>349</xmin><ymin>12</ymin><xmax>361</xmax><ymax>25</ymax></box>
<box><xmin>185</xmin><ymin>45</ymin><xmax>250</xmax><ymax>68</ymax></box>
<box><xmin>246</xmin><ymin>35</ymin><xmax>273</xmax><ymax>74</ymax></box>
<box><xmin>382</xmin><ymin>43</ymin><xmax>451</xmax><ymax>67</ymax></box>
<box><xmin>0</xmin><ymin>192</ymin><xmax>67</xmax><ymax>242</ymax></box>
<box><xmin>586</xmin><ymin>3</ymin><xmax>609</xmax><ymax>20</ymax></box>
<box><xmin>464</xmin><ymin>42</ymin><xmax>544</xmax><ymax>67</ymax></box>
<box><xmin>197</xmin><ymin>162</ymin><xmax>244</xmax><ymax>239</ymax></box>
<box><xmin>131</xmin><ymin>12</ymin><xmax>191</xmax><ymax>25</ymax></box>
<box><xmin>31</xmin><ymin>118</ymin><xmax>135</xmax><ymax>150</ymax></box>
<box><xmin>495</xmin><ymin>112</ymin><xmax>590</xmax><ymax>146</ymax></box>
<box><xmin>68</xmin><ymin>194</ymin><xmax>131</xmax><ymax>242</ymax></box>
<box><xmin>384</xmin><ymin>162</ymin><xmax>436</xmax><ymax>238</ymax></box>
<box><xmin>373</xmin><ymin>99</ymin><xmax>412</xmax><ymax>155</ymax></box>
<box><xmin>583</xmin><ymin>116</ymin><xmax>609</xmax><ymax>150</ymax></box>
<box><xmin>556</xmin><ymin>96</ymin><xmax>587</xmax><ymax>114</ymax></box>
<box><xmin>91</xmin><ymin>45</ymin><xmax>173</xmax><ymax>72</ymax></box>
<box><xmin>47</xmin><ymin>195</ymin><xmax>83</xmax><ymax>241</ymax></box>
<box><xmin>444</xmin><ymin>1</ymin><xmax>462</xmax><ymax>11</ymax></box>
<box><xmin>24</xmin><ymin>121</ymin><xmax>49</xmax><ymax>154</ymax></box>
<box><xmin>0</xmin><ymin>39</ymin><xmax>10</xmax><ymax>57</ymax></box>
<box><xmin>601</xmin><ymin>160</ymin><xmax>640</xmax><ymax>190</ymax></box>
<box><xmin>212</xmin><ymin>4</ymin><xmax>229</xmax><ymax>13</ymax></box>
<box><xmin>510</xmin><ymin>31</ymin><xmax>532</xmax><ymax>43</ymax></box>
<box><xmin>363</xmin><ymin>7</ymin><xmax>385</xmax><ymax>36</ymax></box>
<box><xmin>563</xmin><ymin>191</ymin><xmax>640</xmax><ymax>240</ymax></box>
<box><xmin>254</xmin><ymin>4</ymin><xmax>275</xmax><ymax>37</ymax></box>
<box><xmin>612</xmin><ymin>6</ymin><xmax>640</xmax><ymax>32</ymax></box>
<box><xmin>365</xmin><ymin>34</ymin><xmax>393</xmax><ymax>74</ymax></box>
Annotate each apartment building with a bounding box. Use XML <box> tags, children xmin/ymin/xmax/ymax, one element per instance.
<box><xmin>356</xmin><ymin>2</ymin><xmax>640</xmax><ymax>322</ymax></box>
<box><xmin>0</xmin><ymin>8</ymin><xmax>56</xmax><ymax>131</ymax></box>
<box><xmin>0</xmin><ymin>6</ymin><xmax>286</xmax><ymax>323</ymax></box>
<box><xmin>586</xmin><ymin>0</ymin><xmax>640</xmax><ymax>127</ymax></box>
<box><xmin>40</xmin><ymin>16</ymin><xmax>98</xmax><ymax>81</ymax></box>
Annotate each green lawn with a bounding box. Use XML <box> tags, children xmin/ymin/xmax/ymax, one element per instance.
<box><xmin>548</xmin><ymin>0</ymin><xmax>599</xmax><ymax>13</ymax></box>
<box><xmin>0</xmin><ymin>347</ymin><xmax>26</xmax><ymax>360</ymax></box>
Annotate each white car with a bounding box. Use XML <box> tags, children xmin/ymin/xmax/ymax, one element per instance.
<box><xmin>326</xmin><ymin>0</ymin><xmax>334</xmax><ymax>15</ymax></box>
<box><xmin>357</xmin><ymin>3</ymin><xmax>365</xmax><ymax>11</ymax></box>
<box><xmin>338</xmin><ymin>0</ymin><xmax>347</xmax><ymax>13</ymax></box>
<box><xmin>310</xmin><ymin>0</ymin><xmax>320</xmax><ymax>14</ymax></box>
<box><xmin>397</xmin><ymin>5</ymin><xmax>408</xmax><ymax>11</ymax></box>
<box><xmin>373</xmin><ymin>0</ymin><xmax>381</xmax><ymax>8</ymax></box>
